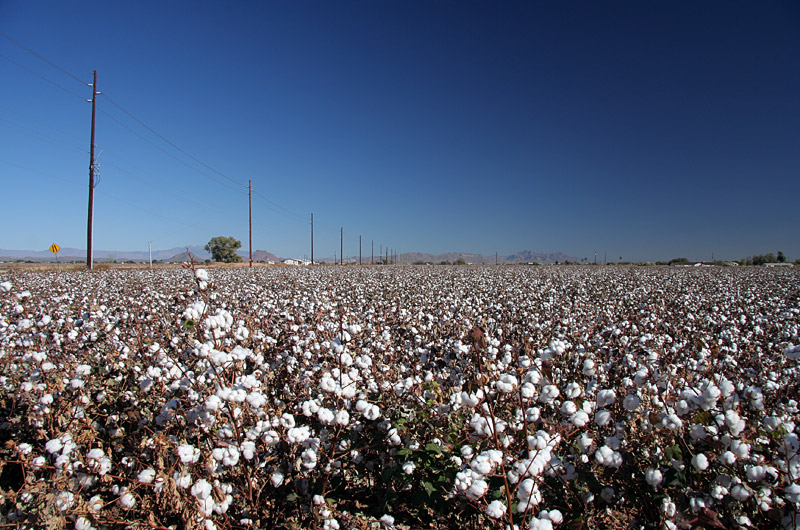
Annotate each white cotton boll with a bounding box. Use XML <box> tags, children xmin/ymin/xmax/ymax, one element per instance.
<box><xmin>725</xmin><ymin>410</ymin><xmax>746</xmax><ymax>437</ymax></box>
<box><xmin>786</xmin><ymin>483</ymin><xmax>800</xmax><ymax>503</ymax></box>
<box><xmin>0</xmin><ymin>281</ymin><xmax>11</xmax><ymax>292</ymax></box>
<box><xmin>402</xmin><ymin>461</ymin><xmax>416</xmax><ymax>474</ymax></box>
<box><xmin>646</xmin><ymin>468</ymin><xmax>663</xmax><ymax>487</ymax></box>
<box><xmin>280</xmin><ymin>413</ymin><xmax>296</xmax><ymax>429</ymax></box>
<box><xmin>596</xmin><ymin>389</ymin><xmax>616</xmax><ymax>408</ymax></box>
<box><xmin>689</xmin><ymin>424</ymin><xmax>707</xmax><ymax>440</ymax></box>
<box><xmin>561</xmin><ymin>401</ymin><xmax>577</xmax><ymax>415</ymax></box>
<box><xmin>595</xmin><ymin>409</ymin><xmax>612</xmax><ymax>427</ymax></box>
<box><xmin>75</xmin><ymin>516</ymin><xmax>95</xmax><ymax>530</ymax></box>
<box><xmin>192</xmin><ymin>479</ymin><xmax>213</xmax><ymax>501</ymax></box>
<box><xmin>571</xmin><ymin>410</ymin><xmax>590</xmax><ymax>427</ymax></box>
<box><xmin>195</xmin><ymin>269</ymin><xmax>209</xmax><ymax>282</ymax></box>
<box><xmin>486</xmin><ymin>500</ymin><xmax>507</xmax><ymax>519</ymax></box>
<box><xmin>119</xmin><ymin>491</ymin><xmax>136</xmax><ymax>509</ymax></box>
<box><xmin>205</xmin><ymin>395</ymin><xmax>222</xmax><ymax>412</ymax></box>
<box><xmin>287</xmin><ymin>426</ymin><xmax>311</xmax><ymax>444</ymax></box>
<box><xmin>173</xmin><ymin>471</ymin><xmax>192</xmax><ymax>489</ymax></box>
<box><xmin>564</xmin><ymin>382</ymin><xmax>582</xmax><ymax>399</ymax></box>
<box><xmin>335</xmin><ymin>409</ymin><xmax>349</xmax><ymax>426</ymax></box>
<box><xmin>662</xmin><ymin>413</ymin><xmax>683</xmax><ymax>431</ymax></box>
<box><xmin>270</xmin><ymin>470</ymin><xmax>284</xmax><ymax>487</ymax></box>
<box><xmin>623</xmin><ymin>394</ymin><xmax>641</xmax><ymax>411</ymax></box>
<box><xmin>526</xmin><ymin>407</ymin><xmax>541</xmax><ymax>423</ymax></box>
<box><xmin>55</xmin><ymin>491</ymin><xmax>74</xmax><ymax>512</ymax></box>
<box><xmin>137</xmin><ymin>468</ymin><xmax>156</xmax><ymax>484</ymax></box>
<box><xmin>719</xmin><ymin>451</ymin><xmax>736</xmax><ymax>465</ymax></box>
<box><xmin>691</xmin><ymin>453</ymin><xmax>709</xmax><ymax>471</ymax></box>
<box><xmin>521</xmin><ymin>382</ymin><xmax>536</xmax><ymax>399</ymax></box>
<box><xmin>317</xmin><ymin>408</ymin><xmax>335</xmax><ymax>425</ymax></box>
<box><xmin>241</xmin><ymin>441</ymin><xmax>256</xmax><ymax>460</ymax></box>
<box><xmin>731</xmin><ymin>440</ymin><xmax>750</xmax><ymax>459</ymax></box>
<box><xmin>178</xmin><ymin>444</ymin><xmax>201</xmax><ymax>464</ymax></box>
<box><xmin>379</xmin><ymin>514</ymin><xmax>395</xmax><ymax>527</ymax></box>
<box><xmin>466</xmin><ymin>478</ymin><xmax>488</xmax><ymax>500</ymax></box>
<box><xmin>582</xmin><ymin>359</ymin><xmax>596</xmax><ymax>376</ymax></box>
<box><xmin>529</xmin><ymin>516</ymin><xmax>553</xmax><ymax>530</ymax></box>
<box><xmin>301</xmin><ymin>448</ymin><xmax>317</xmax><ymax>469</ymax></box>
<box><xmin>539</xmin><ymin>385</ymin><xmax>559</xmax><ymax>404</ymax></box>
<box><xmin>496</xmin><ymin>374</ymin><xmax>518</xmax><ymax>393</ymax></box>
<box><xmin>731</xmin><ymin>484</ymin><xmax>751</xmax><ymax>501</ymax></box>
<box><xmin>577</xmin><ymin>432</ymin><xmax>593</xmax><ymax>453</ymax></box>
<box><xmin>548</xmin><ymin>510</ymin><xmax>563</xmax><ymax>524</ymax></box>
<box><xmin>595</xmin><ymin>445</ymin><xmax>623</xmax><ymax>468</ymax></box>
<box><xmin>45</xmin><ymin>438</ymin><xmax>63</xmax><ymax>454</ymax></box>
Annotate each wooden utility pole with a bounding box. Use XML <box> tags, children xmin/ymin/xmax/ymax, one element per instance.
<box><xmin>310</xmin><ymin>213</ymin><xmax>314</xmax><ymax>265</ymax></box>
<box><xmin>340</xmin><ymin>227</ymin><xmax>343</xmax><ymax>265</ymax></box>
<box><xmin>359</xmin><ymin>235</ymin><xmax>362</xmax><ymax>265</ymax></box>
<box><xmin>248</xmin><ymin>179</ymin><xmax>252</xmax><ymax>268</ymax></box>
<box><xmin>371</xmin><ymin>240</ymin><xmax>374</xmax><ymax>265</ymax></box>
<box><xmin>86</xmin><ymin>70</ymin><xmax>97</xmax><ymax>270</ymax></box>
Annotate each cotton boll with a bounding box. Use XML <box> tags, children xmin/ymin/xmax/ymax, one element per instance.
<box><xmin>561</xmin><ymin>401</ymin><xmax>577</xmax><ymax>415</ymax></box>
<box><xmin>466</xmin><ymin>479</ymin><xmax>488</xmax><ymax>500</ymax></box>
<box><xmin>119</xmin><ymin>491</ymin><xmax>136</xmax><ymax>509</ymax></box>
<box><xmin>595</xmin><ymin>445</ymin><xmax>623</xmax><ymax>468</ymax></box>
<box><xmin>564</xmin><ymin>382</ymin><xmax>582</xmax><ymax>399</ymax></box>
<box><xmin>691</xmin><ymin>453</ymin><xmax>709</xmax><ymax>471</ymax></box>
<box><xmin>486</xmin><ymin>500</ymin><xmax>507</xmax><ymax>519</ymax></box>
<box><xmin>496</xmin><ymin>374</ymin><xmax>518</xmax><ymax>393</ymax></box>
<box><xmin>571</xmin><ymin>410</ymin><xmax>590</xmax><ymax>427</ymax></box>
<box><xmin>596</xmin><ymin>389</ymin><xmax>616</xmax><ymax>408</ymax></box>
<box><xmin>539</xmin><ymin>385</ymin><xmax>559</xmax><ymax>404</ymax></box>
<box><xmin>646</xmin><ymin>468</ymin><xmax>663</xmax><ymax>488</ymax></box>
<box><xmin>623</xmin><ymin>394</ymin><xmax>641</xmax><ymax>411</ymax></box>
<box><xmin>137</xmin><ymin>468</ymin><xmax>156</xmax><ymax>484</ymax></box>
<box><xmin>731</xmin><ymin>484</ymin><xmax>751</xmax><ymax>501</ymax></box>
<box><xmin>595</xmin><ymin>409</ymin><xmax>612</xmax><ymax>427</ymax></box>
<box><xmin>786</xmin><ymin>483</ymin><xmax>800</xmax><ymax>503</ymax></box>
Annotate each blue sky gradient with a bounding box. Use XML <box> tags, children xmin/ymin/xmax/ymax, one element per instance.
<box><xmin>1</xmin><ymin>1</ymin><xmax>798</xmax><ymax>262</ymax></box>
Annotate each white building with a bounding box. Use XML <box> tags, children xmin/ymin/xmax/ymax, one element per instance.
<box><xmin>282</xmin><ymin>259</ymin><xmax>311</xmax><ymax>266</ymax></box>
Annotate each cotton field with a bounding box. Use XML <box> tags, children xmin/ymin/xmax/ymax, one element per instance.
<box><xmin>0</xmin><ymin>265</ymin><xmax>799</xmax><ymax>530</ymax></box>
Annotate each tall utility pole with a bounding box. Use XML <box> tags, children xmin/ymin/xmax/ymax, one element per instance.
<box><xmin>359</xmin><ymin>235</ymin><xmax>362</xmax><ymax>265</ymax></box>
<box><xmin>248</xmin><ymin>179</ymin><xmax>252</xmax><ymax>268</ymax></box>
<box><xmin>371</xmin><ymin>240</ymin><xmax>374</xmax><ymax>265</ymax></box>
<box><xmin>86</xmin><ymin>69</ymin><xmax>98</xmax><ymax>270</ymax></box>
<box><xmin>310</xmin><ymin>213</ymin><xmax>314</xmax><ymax>265</ymax></box>
<box><xmin>148</xmin><ymin>241</ymin><xmax>152</xmax><ymax>269</ymax></box>
<box><xmin>340</xmin><ymin>227</ymin><xmax>343</xmax><ymax>265</ymax></box>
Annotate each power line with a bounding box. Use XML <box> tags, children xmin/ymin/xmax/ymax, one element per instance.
<box><xmin>0</xmin><ymin>31</ymin><xmax>87</xmax><ymax>86</ymax></box>
<box><xmin>99</xmin><ymin>108</ymin><xmax>245</xmax><ymax>194</ymax></box>
<box><xmin>102</xmin><ymin>93</ymin><xmax>246</xmax><ymax>189</ymax></box>
<box><xmin>0</xmin><ymin>53</ymin><xmax>85</xmax><ymax>100</ymax></box>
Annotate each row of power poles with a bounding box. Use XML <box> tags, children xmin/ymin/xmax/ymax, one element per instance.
<box><xmin>83</xmin><ymin>70</ymin><xmax>398</xmax><ymax>271</ymax></box>
<box><xmin>308</xmin><ymin>216</ymin><xmax>400</xmax><ymax>266</ymax></box>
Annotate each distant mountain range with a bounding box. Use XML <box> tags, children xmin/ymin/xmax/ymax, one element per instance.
<box><xmin>0</xmin><ymin>246</ymin><xmax>284</xmax><ymax>264</ymax></box>
<box><xmin>0</xmin><ymin>247</ymin><xmax>576</xmax><ymax>265</ymax></box>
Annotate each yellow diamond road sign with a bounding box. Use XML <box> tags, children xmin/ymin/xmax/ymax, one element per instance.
<box><xmin>49</xmin><ymin>243</ymin><xmax>60</xmax><ymax>254</ymax></box>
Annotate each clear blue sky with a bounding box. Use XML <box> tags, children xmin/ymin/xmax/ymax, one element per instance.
<box><xmin>1</xmin><ymin>1</ymin><xmax>798</xmax><ymax>262</ymax></box>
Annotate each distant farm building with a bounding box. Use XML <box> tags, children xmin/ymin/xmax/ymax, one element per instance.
<box><xmin>282</xmin><ymin>259</ymin><xmax>311</xmax><ymax>266</ymax></box>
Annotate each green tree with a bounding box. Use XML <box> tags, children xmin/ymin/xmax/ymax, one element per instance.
<box><xmin>205</xmin><ymin>236</ymin><xmax>242</xmax><ymax>263</ymax></box>
<box><xmin>777</xmin><ymin>251</ymin><xmax>786</xmax><ymax>263</ymax></box>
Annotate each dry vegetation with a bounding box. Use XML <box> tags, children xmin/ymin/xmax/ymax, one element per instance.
<box><xmin>0</xmin><ymin>265</ymin><xmax>799</xmax><ymax>529</ymax></box>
